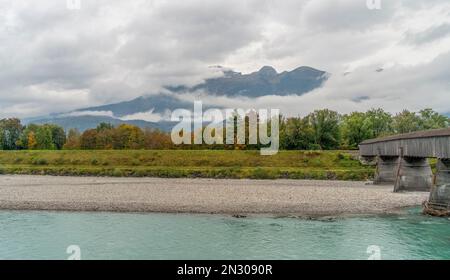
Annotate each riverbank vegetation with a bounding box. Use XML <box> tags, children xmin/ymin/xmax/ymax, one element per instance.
<box><xmin>0</xmin><ymin>150</ymin><xmax>373</xmax><ymax>180</ymax></box>
<box><xmin>0</xmin><ymin>108</ymin><xmax>448</xmax><ymax>152</ymax></box>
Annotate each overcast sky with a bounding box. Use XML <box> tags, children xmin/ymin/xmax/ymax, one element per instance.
<box><xmin>1</xmin><ymin>0</ymin><xmax>450</xmax><ymax>118</ymax></box>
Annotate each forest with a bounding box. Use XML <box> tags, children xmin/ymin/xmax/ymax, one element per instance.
<box><xmin>0</xmin><ymin>108</ymin><xmax>448</xmax><ymax>151</ymax></box>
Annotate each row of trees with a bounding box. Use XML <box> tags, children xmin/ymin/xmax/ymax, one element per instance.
<box><xmin>280</xmin><ymin>108</ymin><xmax>449</xmax><ymax>150</ymax></box>
<box><xmin>65</xmin><ymin>123</ymin><xmax>173</xmax><ymax>150</ymax></box>
<box><xmin>0</xmin><ymin>119</ymin><xmax>70</xmax><ymax>150</ymax></box>
<box><xmin>0</xmin><ymin>119</ymin><xmax>172</xmax><ymax>151</ymax></box>
<box><xmin>0</xmin><ymin>108</ymin><xmax>448</xmax><ymax>151</ymax></box>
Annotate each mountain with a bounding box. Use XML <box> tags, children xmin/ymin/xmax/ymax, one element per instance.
<box><xmin>23</xmin><ymin>115</ymin><xmax>174</xmax><ymax>132</ymax></box>
<box><xmin>167</xmin><ymin>66</ymin><xmax>328</xmax><ymax>97</ymax></box>
<box><xmin>25</xmin><ymin>65</ymin><xmax>328</xmax><ymax>132</ymax></box>
<box><xmin>79</xmin><ymin>93</ymin><xmax>195</xmax><ymax>118</ymax></box>
<box><xmin>24</xmin><ymin>93</ymin><xmax>194</xmax><ymax>132</ymax></box>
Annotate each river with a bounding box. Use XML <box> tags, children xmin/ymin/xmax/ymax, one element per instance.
<box><xmin>0</xmin><ymin>209</ymin><xmax>449</xmax><ymax>260</ymax></box>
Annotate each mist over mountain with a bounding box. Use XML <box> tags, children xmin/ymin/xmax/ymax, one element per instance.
<box><xmin>168</xmin><ymin>66</ymin><xmax>328</xmax><ymax>97</ymax></box>
<box><xmin>23</xmin><ymin>94</ymin><xmax>192</xmax><ymax>132</ymax></box>
<box><xmin>25</xmin><ymin>65</ymin><xmax>328</xmax><ymax>131</ymax></box>
<box><xmin>23</xmin><ymin>115</ymin><xmax>174</xmax><ymax>132</ymax></box>
<box><xmin>81</xmin><ymin>94</ymin><xmax>194</xmax><ymax>118</ymax></box>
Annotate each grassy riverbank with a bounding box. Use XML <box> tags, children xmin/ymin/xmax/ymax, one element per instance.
<box><xmin>0</xmin><ymin>150</ymin><xmax>374</xmax><ymax>180</ymax></box>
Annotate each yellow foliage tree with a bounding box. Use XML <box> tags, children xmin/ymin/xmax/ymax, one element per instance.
<box><xmin>27</xmin><ymin>131</ymin><xmax>37</xmax><ymax>150</ymax></box>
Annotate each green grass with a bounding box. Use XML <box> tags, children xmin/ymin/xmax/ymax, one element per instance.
<box><xmin>0</xmin><ymin>150</ymin><xmax>374</xmax><ymax>180</ymax></box>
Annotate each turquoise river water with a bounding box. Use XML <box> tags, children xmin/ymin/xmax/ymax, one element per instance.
<box><xmin>0</xmin><ymin>208</ymin><xmax>449</xmax><ymax>260</ymax></box>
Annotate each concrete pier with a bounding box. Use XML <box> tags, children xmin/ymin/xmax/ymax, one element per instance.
<box><xmin>374</xmin><ymin>156</ymin><xmax>399</xmax><ymax>185</ymax></box>
<box><xmin>394</xmin><ymin>157</ymin><xmax>433</xmax><ymax>192</ymax></box>
<box><xmin>428</xmin><ymin>159</ymin><xmax>450</xmax><ymax>207</ymax></box>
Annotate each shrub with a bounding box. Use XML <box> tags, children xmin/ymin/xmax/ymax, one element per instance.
<box><xmin>250</xmin><ymin>168</ymin><xmax>276</xmax><ymax>179</ymax></box>
<box><xmin>112</xmin><ymin>168</ymin><xmax>123</xmax><ymax>177</ymax></box>
<box><xmin>32</xmin><ymin>158</ymin><xmax>48</xmax><ymax>165</ymax></box>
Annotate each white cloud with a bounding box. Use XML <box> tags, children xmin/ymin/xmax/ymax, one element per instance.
<box><xmin>0</xmin><ymin>0</ymin><xmax>450</xmax><ymax>118</ymax></box>
<box><xmin>193</xmin><ymin>50</ymin><xmax>450</xmax><ymax>117</ymax></box>
<box><xmin>62</xmin><ymin>110</ymin><xmax>115</xmax><ymax>118</ymax></box>
<box><xmin>120</xmin><ymin>109</ymin><xmax>169</xmax><ymax>122</ymax></box>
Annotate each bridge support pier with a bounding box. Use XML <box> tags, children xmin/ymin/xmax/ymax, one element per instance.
<box><xmin>374</xmin><ymin>156</ymin><xmax>399</xmax><ymax>185</ymax></box>
<box><xmin>394</xmin><ymin>157</ymin><xmax>433</xmax><ymax>192</ymax></box>
<box><xmin>428</xmin><ymin>159</ymin><xmax>450</xmax><ymax>208</ymax></box>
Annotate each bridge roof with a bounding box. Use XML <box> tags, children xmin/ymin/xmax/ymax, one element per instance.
<box><xmin>360</xmin><ymin>128</ymin><xmax>450</xmax><ymax>145</ymax></box>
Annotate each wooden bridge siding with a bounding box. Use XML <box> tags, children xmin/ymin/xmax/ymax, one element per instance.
<box><xmin>435</xmin><ymin>137</ymin><xmax>450</xmax><ymax>159</ymax></box>
<box><xmin>359</xmin><ymin>136</ymin><xmax>450</xmax><ymax>159</ymax></box>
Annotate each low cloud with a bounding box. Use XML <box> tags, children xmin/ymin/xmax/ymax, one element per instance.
<box><xmin>120</xmin><ymin>110</ymin><xmax>169</xmax><ymax>123</ymax></box>
<box><xmin>63</xmin><ymin>110</ymin><xmax>115</xmax><ymax>118</ymax></box>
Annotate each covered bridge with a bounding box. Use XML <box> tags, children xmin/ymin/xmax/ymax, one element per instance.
<box><xmin>359</xmin><ymin>128</ymin><xmax>450</xmax><ymax>210</ymax></box>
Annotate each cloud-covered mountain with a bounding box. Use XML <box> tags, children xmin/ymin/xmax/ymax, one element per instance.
<box><xmin>168</xmin><ymin>66</ymin><xmax>328</xmax><ymax>97</ymax></box>
<box><xmin>25</xmin><ymin>65</ymin><xmax>328</xmax><ymax>131</ymax></box>
<box><xmin>3</xmin><ymin>1</ymin><xmax>450</xmax><ymax>120</ymax></box>
<box><xmin>23</xmin><ymin>93</ymin><xmax>192</xmax><ymax>132</ymax></box>
<box><xmin>23</xmin><ymin>115</ymin><xmax>173</xmax><ymax>132</ymax></box>
<box><xmin>80</xmin><ymin>94</ymin><xmax>193</xmax><ymax>118</ymax></box>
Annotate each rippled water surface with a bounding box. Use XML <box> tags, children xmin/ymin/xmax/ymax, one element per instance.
<box><xmin>0</xmin><ymin>209</ymin><xmax>449</xmax><ymax>260</ymax></box>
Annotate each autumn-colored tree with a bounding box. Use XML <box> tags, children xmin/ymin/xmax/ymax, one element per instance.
<box><xmin>80</xmin><ymin>129</ymin><xmax>98</xmax><ymax>150</ymax></box>
<box><xmin>64</xmin><ymin>129</ymin><xmax>81</xmax><ymax>149</ymax></box>
<box><xmin>143</xmin><ymin>128</ymin><xmax>173</xmax><ymax>149</ymax></box>
<box><xmin>95</xmin><ymin>128</ymin><xmax>114</xmax><ymax>149</ymax></box>
<box><xmin>27</xmin><ymin>131</ymin><xmax>37</xmax><ymax>150</ymax></box>
<box><xmin>112</xmin><ymin>124</ymin><xmax>144</xmax><ymax>149</ymax></box>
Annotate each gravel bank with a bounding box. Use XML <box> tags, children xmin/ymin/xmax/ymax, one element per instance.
<box><xmin>0</xmin><ymin>175</ymin><xmax>428</xmax><ymax>217</ymax></box>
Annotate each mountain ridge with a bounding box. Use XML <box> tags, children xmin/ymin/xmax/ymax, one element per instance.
<box><xmin>167</xmin><ymin>65</ymin><xmax>328</xmax><ymax>97</ymax></box>
<box><xmin>25</xmin><ymin>65</ymin><xmax>328</xmax><ymax>132</ymax></box>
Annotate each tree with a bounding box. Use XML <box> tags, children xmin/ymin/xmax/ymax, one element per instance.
<box><xmin>341</xmin><ymin>112</ymin><xmax>372</xmax><ymax>149</ymax></box>
<box><xmin>64</xmin><ymin>129</ymin><xmax>81</xmax><ymax>149</ymax></box>
<box><xmin>307</xmin><ymin>109</ymin><xmax>341</xmax><ymax>150</ymax></box>
<box><xmin>16</xmin><ymin>124</ymin><xmax>39</xmax><ymax>149</ymax></box>
<box><xmin>392</xmin><ymin>110</ymin><xmax>422</xmax><ymax>134</ymax></box>
<box><xmin>418</xmin><ymin>109</ymin><xmax>449</xmax><ymax>130</ymax></box>
<box><xmin>280</xmin><ymin>117</ymin><xmax>314</xmax><ymax>150</ymax></box>
<box><xmin>143</xmin><ymin>128</ymin><xmax>173</xmax><ymax>149</ymax></box>
<box><xmin>27</xmin><ymin>131</ymin><xmax>37</xmax><ymax>150</ymax></box>
<box><xmin>47</xmin><ymin>124</ymin><xmax>66</xmax><ymax>150</ymax></box>
<box><xmin>35</xmin><ymin>126</ymin><xmax>55</xmax><ymax>149</ymax></box>
<box><xmin>96</xmin><ymin>122</ymin><xmax>114</xmax><ymax>132</ymax></box>
<box><xmin>80</xmin><ymin>129</ymin><xmax>98</xmax><ymax>150</ymax></box>
<box><xmin>364</xmin><ymin>108</ymin><xmax>392</xmax><ymax>138</ymax></box>
<box><xmin>0</xmin><ymin>118</ymin><xmax>23</xmax><ymax>150</ymax></box>
<box><xmin>126</xmin><ymin>125</ymin><xmax>145</xmax><ymax>149</ymax></box>
<box><xmin>95</xmin><ymin>128</ymin><xmax>114</xmax><ymax>149</ymax></box>
<box><xmin>112</xmin><ymin>124</ymin><xmax>144</xmax><ymax>149</ymax></box>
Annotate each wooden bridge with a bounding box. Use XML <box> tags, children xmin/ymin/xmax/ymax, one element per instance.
<box><xmin>359</xmin><ymin>128</ymin><xmax>450</xmax><ymax>210</ymax></box>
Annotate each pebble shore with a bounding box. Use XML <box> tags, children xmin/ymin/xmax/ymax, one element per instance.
<box><xmin>0</xmin><ymin>175</ymin><xmax>428</xmax><ymax>217</ymax></box>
